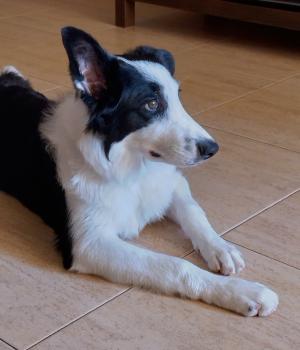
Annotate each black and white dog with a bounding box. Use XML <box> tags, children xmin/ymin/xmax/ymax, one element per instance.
<box><xmin>0</xmin><ymin>27</ymin><xmax>278</xmax><ymax>316</ymax></box>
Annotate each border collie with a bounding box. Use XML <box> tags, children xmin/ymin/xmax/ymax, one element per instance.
<box><xmin>0</xmin><ymin>27</ymin><xmax>278</xmax><ymax>316</ymax></box>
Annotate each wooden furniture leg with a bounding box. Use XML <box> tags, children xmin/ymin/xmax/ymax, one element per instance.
<box><xmin>115</xmin><ymin>0</ymin><xmax>135</xmax><ymax>27</ymax></box>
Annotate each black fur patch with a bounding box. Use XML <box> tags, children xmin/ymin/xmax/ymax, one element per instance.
<box><xmin>0</xmin><ymin>71</ymin><xmax>73</xmax><ymax>269</ymax></box>
<box><xmin>85</xmin><ymin>62</ymin><xmax>167</xmax><ymax>157</ymax></box>
<box><xmin>61</xmin><ymin>27</ymin><xmax>169</xmax><ymax>157</ymax></box>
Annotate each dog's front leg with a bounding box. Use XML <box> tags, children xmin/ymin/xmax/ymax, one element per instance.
<box><xmin>167</xmin><ymin>175</ymin><xmax>245</xmax><ymax>275</ymax></box>
<box><xmin>71</xmin><ymin>233</ymin><xmax>278</xmax><ymax>316</ymax></box>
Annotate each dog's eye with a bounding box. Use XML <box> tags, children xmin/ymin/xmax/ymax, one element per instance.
<box><xmin>145</xmin><ymin>100</ymin><xmax>158</xmax><ymax>112</ymax></box>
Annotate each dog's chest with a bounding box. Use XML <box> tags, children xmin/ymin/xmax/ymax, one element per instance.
<box><xmin>73</xmin><ymin>163</ymin><xmax>180</xmax><ymax>239</ymax></box>
<box><xmin>111</xmin><ymin>165</ymin><xmax>180</xmax><ymax>239</ymax></box>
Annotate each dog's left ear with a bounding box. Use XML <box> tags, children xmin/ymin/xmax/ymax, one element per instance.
<box><xmin>122</xmin><ymin>46</ymin><xmax>175</xmax><ymax>76</ymax></box>
<box><xmin>61</xmin><ymin>26</ymin><xmax>112</xmax><ymax>99</ymax></box>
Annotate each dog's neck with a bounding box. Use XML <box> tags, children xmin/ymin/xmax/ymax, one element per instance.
<box><xmin>40</xmin><ymin>94</ymin><xmax>162</xmax><ymax>186</ymax></box>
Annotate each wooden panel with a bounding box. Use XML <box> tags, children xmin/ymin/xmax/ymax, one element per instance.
<box><xmin>115</xmin><ymin>0</ymin><xmax>135</xmax><ymax>27</ymax></box>
<box><xmin>225</xmin><ymin>0</ymin><xmax>300</xmax><ymax>11</ymax></box>
<box><xmin>129</xmin><ymin>0</ymin><xmax>300</xmax><ymax>30</ymax></box>
<box><xmin>134</xmin><ymin>0</ymin><xmax>206</xmax><ymax>12</ymax></box>
<box><xmin>203</xmin><ymin>0</ymin><xmax>300</xmax><ymax>30</ymax></box>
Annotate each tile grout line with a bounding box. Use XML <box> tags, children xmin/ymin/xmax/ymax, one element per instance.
<box><xmin>219</xmin><ymin>188</ymin><xmax>300</xmax><ymax>238</ymax></box>
<box><xmin>41</xmin><ymin>86</ymin><xmax>62</xmax><ymax>93</ymax></box>
<box><xmin>24</xmin><ymin>246</ymin><xmax>195</xmax><ymax>349</ymax></box>
<box><xmin>21</xmin><ymin>190</ymin><xmax>299</xmax><ymax>348</ymax></box>
<box><xmin>174</xmin><ymin>41</ymin><xmax>220</xmax><ymax>56</ymax></box>
<box><xmin>184</xmin><ymin>189</ymin><xmax>300</xmax><ymax>265</ymax></box>
<box><xmin>225</xmin><ymin>240</ymin><xmax>300</xmax><ymax>271</ymax></box>
<box><xmin>0</xmin><ymin>338</ymin><xmax>18</xmax><ymax>350</ymax></box>
<box><xmin>27</xmin><ymin>74</ymin><xmax>71</xmax><ymax>89</ymax></box>
<box><xmin>188</xmin><ymin>189</ymin><xmax>300</xmax><ymax>266</ymax></box>
<box><xmin>24</xmin><ymin>186</ymin><xmax>299</xmax><ymax>349</ymax></box>
<box><xmin>203</xmin><ymin>124</ymin><xmax>300</xmax><ymax>155</ymax></box>
<box><xmin>191</xmin><ymin>72</ymin><xmax>300</xmax><ymax>117</ymax></box>
<box><xmin>24</xmin><ymin>287</ymin><xmax>133</xmax><ymax>350</ymax></box>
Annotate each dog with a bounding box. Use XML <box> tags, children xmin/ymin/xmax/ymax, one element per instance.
<box><xmin>0</xmin><ymin>27</ymin><xmax>278</xmax><ymax>316</ymax></box>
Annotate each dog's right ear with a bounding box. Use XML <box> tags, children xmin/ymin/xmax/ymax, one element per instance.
<box><xmin>61</xmin><ymin>26</ymin><xmax>111</xmax><ymax>99</ymax></box>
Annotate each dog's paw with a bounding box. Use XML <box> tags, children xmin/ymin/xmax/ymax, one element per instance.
<box><xmin>220</xmin><ymin>279</ymin><xmax>279</xmax><ymax>316</ymax></box>
<box><xmin>198</xmin><ymin>238</ymin><xmax>245</xmax><ymax>275</ymax></box>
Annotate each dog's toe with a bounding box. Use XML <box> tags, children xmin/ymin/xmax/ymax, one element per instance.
<box><xmin>199</xmin><ymin>239</ymin><xmax>245</xmax><ymax>276</ymax></box>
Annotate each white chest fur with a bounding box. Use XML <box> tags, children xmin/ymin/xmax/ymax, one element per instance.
<box><xmin>66</xmin><ymin>161</ymin><xmax>180</xmax><ymax>240</ymax></box>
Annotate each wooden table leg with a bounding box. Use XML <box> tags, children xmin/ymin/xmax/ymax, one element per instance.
<box><xmin>115</xmin><ymin>0</ymin><xmax>135</xmax><ymax>27</ymax></box>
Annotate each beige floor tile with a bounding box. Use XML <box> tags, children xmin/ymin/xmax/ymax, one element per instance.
<box><xmin>199</xmin><ymin>76</ymin><xmax>300</xmax><ymax>152</ymax></box>
<box><xmin>177</xmin><ymin>34</ymin><xmax>300</xmax><ymax>81</ymax></box>
<box><xmin>0</xmin><ymin>193</ymin><xmax>126</xmax><ymax>349</ymax></box>
<box><xmin>26</xmin><ymin>0</ymin><xmax>182</xmax><ymax>28</ymax></box>
<box><xmin>92</xmin><ymin>26</ymin><xmax>205</xmax><ymax>57</ymax></box>
<box><xmin>28</xmin><ymin>77</ymin><xmax>59</xmax><ymax>92</ymax></box>
<box><xmin>0</xmin><ymin>0</ymin><xmax>217</xmax><ymax>55</ymax></box>
<box><xmin>0</xmin><ymin>0</ymin><xmax>58</xmax><ymax>19</ymax></box>
<box><xmin>30</xmin><ymin>247</ymin><xmax>300</xmax><ymax>350</ymax></box>
<box><xmin>225</xmin><ymin>191</ymin><xmax>300</xmax><ymax>269</ymax></box>
<box><xmin>177</xmin><ymin>56</ymin><xmax>271</xmax><ymax>115</ymax></box>
<box><xmin>0</xmin><ymin>8</ymin><xmax>220</xmax><ymax>59</ymax></box>
<box><xmin>0</xmin><ymin>13</ymin><xmax>211</xmax><ymax>88</ymax></box>
<box><xmin>7</xmin><ymin>0</ymin><xmax>298</xmax><ymax>95</ymax></box>
<box><xmin>0</xmin><ymin>5</ymin><xmax>114</xmax><ymax>35</ymax></box>
<box><xmin>183</xmin><ymin>127</ymin><xmax>300</xmax><ymax>234</ymax></box>
<box><xmin>177</xmin><ymin>38</ymin><xmax>300</xmax><ymax>114</ymax></box>
<box><xmin>0</xmin><ymin>66</ymin><xmax>58</xmax><ymax>92</ymax></box>
<box><xmin>43</xmin><ymin>86</ymin><xmax>71</xmax><ymax>100</ymax></box>
<box><xmin>0</xmin><ymin>21</ymin><xmax>69</xmax><ymax>86</ymax></box>
<box><xmin>137</xmin><ymin>220</ymin><xmax>192</xmax><ymax>257</ymax></box>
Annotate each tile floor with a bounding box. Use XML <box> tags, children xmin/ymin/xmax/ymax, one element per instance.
<box><xmin>0</xmin><ymin>1</ymin><xmax>299</xmax><ymax>349</ymax></box>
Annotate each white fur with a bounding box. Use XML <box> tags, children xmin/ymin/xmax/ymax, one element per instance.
<box><xmin>120</xmin><ymin>59</ymin><xmax>214</xmax><ymax>167</ymax></box>
<box><xmin>2</xmin><ymin>65</ymin><xmax>24</xmax><ymax>77</ymax></box>
<box><xmin>40</xmin><ymin>61</ymin><xmax>278</xmax><ymax>317</ymax></box>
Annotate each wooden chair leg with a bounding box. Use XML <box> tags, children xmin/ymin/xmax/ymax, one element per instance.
<box><xmin>115</xmin><ymin>0</ymin><xmax>135</xmax><ymax>27</ymax></box>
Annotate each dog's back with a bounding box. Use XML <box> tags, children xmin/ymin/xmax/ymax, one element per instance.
<box><xmin>0</xmin><ymin>67</ymin><xmax>72</xmax><ymax>267</ymax></box>
<box><xmin>0</xmin><ymin>67</ymin><xmax>50</xmax><ymax>196</ymax></box>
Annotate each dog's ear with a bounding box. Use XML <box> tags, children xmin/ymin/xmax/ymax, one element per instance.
<box><xmin>61</xmin><ymin>26</ymin><xmax>112</xmax><ymax>99</ymax></box>
<box><xmin>122</xmin><ymin>46</ymin><xmax>175</xmax><ymax>76</ymax></box>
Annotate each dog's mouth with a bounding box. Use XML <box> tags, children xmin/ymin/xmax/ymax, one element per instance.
<box><xmin>149</xmin><ymin>150</ymin><xmax>161</xmax><ymax>158</ymax></box>
<box><xmin>149</xmin><ymin>150</ymin><xmax>203</xmax><ymax>167</ymax></box>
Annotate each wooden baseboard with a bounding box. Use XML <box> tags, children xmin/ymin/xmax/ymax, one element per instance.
<box><xmin>127</xmin><ymin>0</ymin><xmax>300</xmax><ymax>30</ymax></box>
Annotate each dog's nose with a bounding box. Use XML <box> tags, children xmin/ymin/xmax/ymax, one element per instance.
<box><xmin>197</xmin><ymin>140</ymin><xmax>219</xmax><ymax>160</ymax></box>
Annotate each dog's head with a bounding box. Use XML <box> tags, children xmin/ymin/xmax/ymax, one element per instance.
<box><xmin>61</xmin><ymin>27</ymin><xmax>218</xmax><ymax>168</ymax></box>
